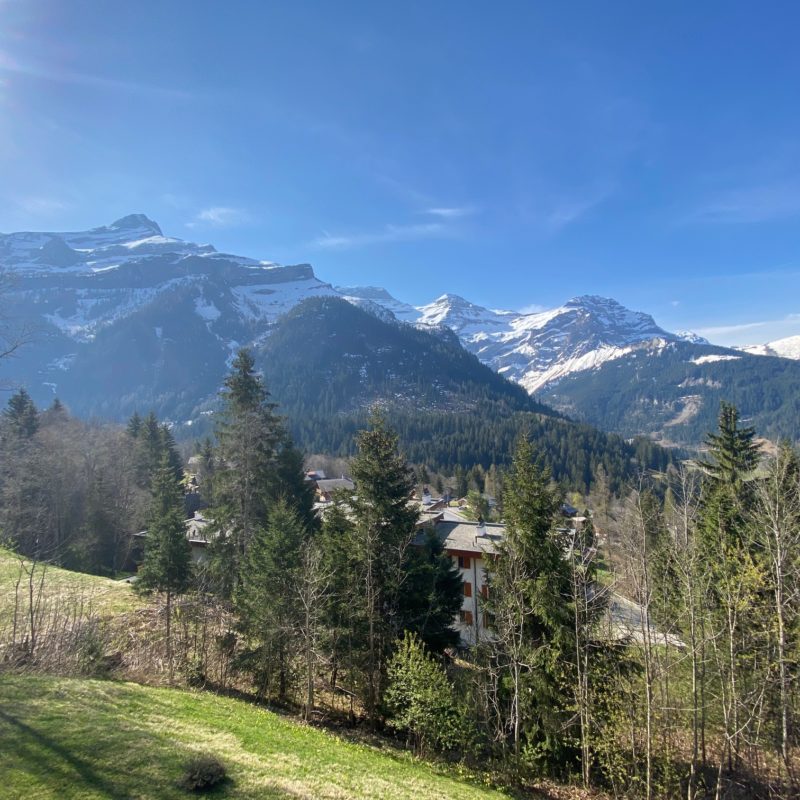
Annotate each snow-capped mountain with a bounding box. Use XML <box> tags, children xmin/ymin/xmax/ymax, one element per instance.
<box><xmin>0</xmin><ymin>214</ymin><xmax>337</xmax><ymax>344</ymax></box>
<box><xmin>0</xmin><ymin>215</ymin><xmax>341</xmax><ymax>419</ymax></box>
<box><xmin>4</xmin><ymin>214</ymin><xmax>800</xmax><ymax>447</ymax></box>
<box><xmin>675</xmin><ymin>330</ymin><xmax>710</xmax><ymax>345</ymax></box>
<box><xmin>739</xmin><ymin>335</ymin><xmax>800</xmax><ymax>360</ymax></box>
<box><xmin>2</xmin><ymin>209</ymin><xmax>700</xmax><ymax>408</ymax></box>
<box><xmin>341</xmin><ymin>289</ymin><xmax>680</xmax><ymax>393</ymax></box>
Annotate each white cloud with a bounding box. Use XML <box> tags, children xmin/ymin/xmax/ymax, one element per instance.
<box><xmin>546</xmin><ymin>190</ymin><xmax>613</xmax><ymax>231</ymax></box>
<box><xmin>693</xmin><ymin>313</ymin><xmax>800</xmax><ymax>347</ymax></box>
<box><xmin>424</xmin><ymin>206</ymin><xmax>475</xmax><ymax>219</ymax></box>
<box><xmin>187</xmin><ymin>206</ymin><xmax>250</xmax><ymax>229</ymax></box>
<box><xmin>311</xmin><ymin>221</ymin><xmax>449</xmax><ymax>250</ymax></box>
<box><xmin>695</xmin><ymin>320</ymin><xmax>770</xmax><ymax>337</ymax></box>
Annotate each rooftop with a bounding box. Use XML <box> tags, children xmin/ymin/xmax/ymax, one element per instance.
<box><xmin>418</xmin><ymin>520</ymin><xmax>506</xmax><ymax>555</ymax></box>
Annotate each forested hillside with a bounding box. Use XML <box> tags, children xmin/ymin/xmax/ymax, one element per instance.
<box><xmin>543</xmin><ymin>340</ymin><xmax>800</xmax><ymax>446</ymax></box>
<box><xmin>255</xmin><ymin>297</ymin><xmax>672</xmax><ymax>492</ymax></box>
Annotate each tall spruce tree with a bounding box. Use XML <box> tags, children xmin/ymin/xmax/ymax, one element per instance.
<box><xmin>349</xmin><ymin>410</ymin><xmax>420</xmax><ymax>723</ymax></box>
<box><xmin>397</xmin><ymin>529</ymin><xmax>462</xmax><ymax>653</ymax></box>
<box><xmin>701</xmin><ymin>402</ymin><xmax>759</xmax><ymax>491</ymax></box>
<box><xmin>137</xmin><ymin>451</ymin><xmax>192</xmax><ymax>680</ymax></box>
<box><xmin>269</xmin><ymin>432</ymin><xmax>318</xmax><ymax>532</ymax></box>
<box><xmin>697</xmin><ymin>402</ymin><xmax>766</xmax><ymax>774</ymax></box>
<box><xmin>484</xmin><ymin>434</ymin><xmax>573</xmax><ymax>771</ymax></box>
<box><xmin>2</xmin><ymin>388</ymin><xmax>38</xmax><ymax>438</ymax></box>
<box><xmin>234</xmin><ymin>499</ymin><xmax>308</xmax><ymax>700</ymax></box>
<box><xmin>209</xmin><ymin>348</ymin><xmax>282</xmax><ymax>597</ymax></box>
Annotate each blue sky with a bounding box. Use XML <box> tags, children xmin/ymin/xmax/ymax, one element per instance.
<box><xmin>2</xmin><ymin>1</ymin><xmax>800</xmax><ymax>345</ymax></box>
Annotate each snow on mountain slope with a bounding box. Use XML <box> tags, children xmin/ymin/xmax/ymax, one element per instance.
<box><xmin>0</xmin><ymin>214</ymin><xmax>273</xmax><ymax>275</ymax></box>
<box><xmin>0</xmin><ymin>216</ymin><xmax>345</xmax><ymax>414</ymax></box>
<box><xmin>1</xmin><ymin>215</ymin><xmax>336</xmax><ymax>340</ymax></box>
<box><xmin>740</xmin><ymin>334</ymin><xmax>800</xmax><ymax>360</ymax></box>
<box><xmin>1</xmin><ymin>214</ymin><xmax>731</xmax><ymax>417</ymax></box>
<box><xmin>335</xmin><ymin>285</ymin><xmax>419</xmax><ymax>322</ymax></box>
<box><xmin>330</xmin><ymin>288</ymin><xmax>688</xmax><ymax>394</ymax></box>
<box><xmin>406</xmin><ymin>294</ymin><xmax>678</xmax><ymax>393</ymax></box>
<box><xmin>675</xmin><ymin>330</ymin><xmax>710</xmax><ymax>345</ymax></box>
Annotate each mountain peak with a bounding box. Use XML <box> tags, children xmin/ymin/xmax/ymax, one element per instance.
<box><xmin>336</xmin><ymin>285</ymin><xmax>396</xmax><ymax>302</ymax></box>
<box><xmin>565</xmin><ymin>294</ymin><xmax>622</xmax><ymax>309</ymax></box>
<box><xmin>108</xmin><ymin>214</ymin><xmax>162</xmax><ymax>236</ymax></box>
<box><xmin>431</xmin><ymin>293</ymin><xmax>474</xmax><ymax>307</ymax></box>
<box><xmin>676</xmin><ymin>330</ymin><xmax>709</xmax><ymax>345</ymax></box>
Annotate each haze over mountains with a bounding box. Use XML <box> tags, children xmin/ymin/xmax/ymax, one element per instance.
<box><xmin>2</xmin><ymin>215</ymin><xmax>800</xmax><ymax>448</ymax></box>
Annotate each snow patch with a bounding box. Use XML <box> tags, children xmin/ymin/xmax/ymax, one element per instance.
<box><xmin>194</xmin><ymin>296</ymin><xmax>221</xmax><ymax>321</ymax></box>
<box><xmin>690</xmin><ymin>354</ymin><xmax>741</xmax><ymax>365</ymax></box>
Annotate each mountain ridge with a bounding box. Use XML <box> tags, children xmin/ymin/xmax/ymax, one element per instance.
<box><xmin>2</xmin><ymin>214</ymin><xmax>799</xmax><ymax>447</ymax></box>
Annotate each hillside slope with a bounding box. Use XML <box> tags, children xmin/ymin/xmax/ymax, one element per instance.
<box><xmin>542</xmin><ymin>341</ymin><xmax>800</xmax><ymax>446</ymax></box>
<box><xmin>247</xmin><ymin>297</ymin><xmax>672</xmax><ymax>491</ymax></box>
<box><xmin>0</xmin><ymin>674</ymin><xmax>508</xmax><ymax>800</ymax></box>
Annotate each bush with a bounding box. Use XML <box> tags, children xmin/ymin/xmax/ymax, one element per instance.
<box><xmin>179</xmin><ymin>754</ymin><xmax>227</xmax><ymax>792</ymax></box>
<box><xmin>385</xmin><ymin>632</ymin><xmax>473</xmax><ymax>757</ymax></box>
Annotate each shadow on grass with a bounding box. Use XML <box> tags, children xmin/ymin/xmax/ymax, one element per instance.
<box><xmin>0</xmin><ymin>708</ymin><xmax>127</xmax><ymax>799</ymax></box>
<box><xmin>0</xmin><ymin>699</ymin><xmax>313</xmax><ymax>800</ymax></box>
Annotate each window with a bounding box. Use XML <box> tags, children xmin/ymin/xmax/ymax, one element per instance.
<box><xmin>458</xmin><ymin>555</ymin><xmax>471</xmax><ymax>569</ymax></box>
<box><xmin>481</xmin><ymin>585</ymin><xmax>489</xmax><ymax>599</ymax></box>
<box><xmin>458</xmin><ymin>610</ymin><xmax>474</xmax><ymax>625</ymax></box>
<box><xmin>463</xmin><ymin>581</ymin><xmax>472</xmax><ymax>597</ymax></box>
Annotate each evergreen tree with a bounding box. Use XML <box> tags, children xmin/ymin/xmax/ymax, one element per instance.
<box><xmin>385</xmin><ymin>632</ymin><xmax>470</xmax><ymax>756</ymax></box>
<box><xmin>136</xmin><ymin>451</ymin><xmax>193</xmax><ymax>680</ymax></box>
<box><xmin>269</xmin><ymin>433</ymin><xmax>318</xmax><ymax>532</ymax></box>
<box><xmin>234</xmin><ymin>499</ymin><xmax>307</xmax><ymax>700</ymax></box>
<box><xmin>349</xmin><ymin>410</ymin><xmax>420</xmax><ymax>723</ymax></box>
<box><xmin>398</xmin><ymin>529</ymin><xmax>462</xmax><ymax>653</ymax></box>
<box><xmin>209</xmin><ymin>348</ymin><xmax>282</xmax><ymax>597</ymax></box>
<box><xmin>159</xmin><ymin>424</ymin><xmax>184</xmax><ymax>485</ymax></box>
<box><xmin>696</xmin><ymin>403</ymin><xmax>767</xmax><ymax>774</ymax></box>
<box><xmin>127</xmin><ymin>411</ymin><xmax>142</xmax><ymax>438</ymax></box>
<box><xmin>484</xmin><ymin>434</ymin><xmax>573</xmax><ymax>772</ymax></box>
<box><xmin>197</xmin><ymin>436</ymin><xmax>216</xmax><ymax>506</ymax></box>
<box><xmin>2</xmin><ymin>388</ymin><xmax>38</xmax><ymax>438</ymax></box>
<box><xmin>701</xmin><ymin>402</ymin><xmax>759</xmax><ymax>491</ymax></box>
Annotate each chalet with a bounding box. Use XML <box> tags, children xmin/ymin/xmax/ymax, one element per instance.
<box><xmin>417</xmin><ymin>519</ymin><xmax>504</xmax><ymax>646</ymax></box>
<box><xmin>132</xmin><ymin>511</ymin><xmax>214</xmax><ymax>564</ymax></box>
<box><xmin>315</xmin><ymin>477</ymin><xmax>355</xmax><ymax>504</ymax></box>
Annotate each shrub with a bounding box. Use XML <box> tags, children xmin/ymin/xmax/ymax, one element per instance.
<box><xmin>385</xmin><ymin>632</ymin><xmax>473</xmax><ymax>757</ymax></box>
<box><xmin>179</xmin><ymin>754</ymin><xmax>227</xmax><ymax>792</ymax></box>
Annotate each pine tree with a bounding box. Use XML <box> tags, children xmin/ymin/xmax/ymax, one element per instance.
<box><xmin>269</xmin><ymin>433</ymin><xmax>318</xmax><ymax>532</ymax></box>
<box><xmin>484</xmin><ymin>434</ymin><xmax>573</xmax><ymax>771</ymax></box>
<box><xmin>210</xmin><ymin>348</ymin><xmax>282</xmax><ymax>597</ymax></box>
<box><xmin>385</xmin><ymin>632</ymin><xmax>469</xmax><ymax>756</ymax></box>
<box><xmin>2</xmin><ymin>388</ymin><xmax>38</xmax><ymax>438</ymax></box>
<box><xmin>398</xmin><ymin>529</ymin><xmax>462</xmax><ymax>653</ymax></box>
<box><xmin>701</xmin><ymin>402</ymin><xmax>759</xmax><ymax>490</ymax></box>
<box><xmin>349</xmin><ymin>409</ymin><xmax>419</xmax><ymax>723</ymax></box>
<box><xmin>127</xmin><ymin>411</ymin><xmax>142</xmax><ymax>438</ymax></box>
<box><xmin>234</xmin><ymin>499</ymin><xmax>307</xmax><ymax>700</ymax></box>
<box><xmin>137</xmin><ymin>451</ymin><xmax>192</xmax><ymax>680</ymax></box>
<box><xmin>696</xmin><ymin>403</ymin><xmax>767</xmax><ymax>775</ymax></box>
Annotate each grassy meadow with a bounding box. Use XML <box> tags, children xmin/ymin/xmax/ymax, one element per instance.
<box><xmin>0</xmin><ymin>674</ymin><xmax>510</xmax><ymax>800</ymax></box>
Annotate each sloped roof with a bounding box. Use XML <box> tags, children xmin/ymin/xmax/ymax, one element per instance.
<box><xmin>416</xmin><ymin>520</ymin><xmax>505</xmax><ymax>555</ymax></box>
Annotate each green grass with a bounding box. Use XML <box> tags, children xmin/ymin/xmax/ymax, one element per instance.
<box><xmin>0</xmin><ymin>547</ymin><xmax>143</xmax><ymax>626</ymax></box>
<box><xmin>0</xmin><ymin>674</ymin><xmax>508</xmax><ymax>799</ymax></box>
